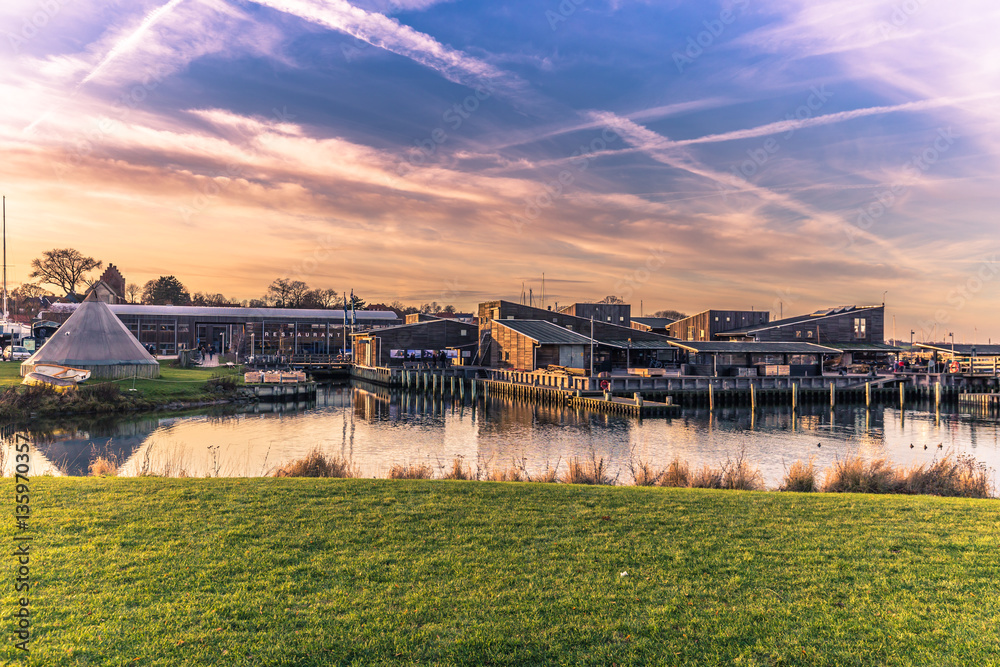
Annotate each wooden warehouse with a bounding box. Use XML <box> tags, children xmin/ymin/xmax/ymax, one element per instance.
<box><xmin>351</xmin><ymin>319</ymin><xmax>478</xmax><ymax>367</ymax></box>
<box><xmin>716</xmin><ymin>305</ymin><xmax>885</xmax><ymax>344</ymax></box>
<box><xmin>667</xmin><ymin>309</ymin><xmax>770</xmax><ymax>341</ymax></box>
<box><xmin>476</xmin><ymin>300</ymin><xmax>677</xmax><ymax>369</ymax></box>
<box><xmin>668</xmin><ymin>341</ymin><xmax>838</xmax><ymax>377</ymax></box>
<box><xmin>487</xmin><ymin>320</ymin><xmax>594</xmax><ymax>371</ymax></box>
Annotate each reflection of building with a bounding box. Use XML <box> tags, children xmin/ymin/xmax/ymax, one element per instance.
<box><xmin>40</xmin><ymin>304</ymin><xmax>399</xmax><ymax>356</ymax></box>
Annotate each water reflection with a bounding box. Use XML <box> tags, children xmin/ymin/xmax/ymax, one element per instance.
<box><xmin>2</xmin><ymin>383</ymin><xmax>999</xmax><ymax>486</ymax></box>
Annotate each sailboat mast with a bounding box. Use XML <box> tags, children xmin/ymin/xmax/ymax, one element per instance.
<box><xmin>2</xmin><ymin>195</ymin><xmax>7</xmax><ymax>321</ymax></box>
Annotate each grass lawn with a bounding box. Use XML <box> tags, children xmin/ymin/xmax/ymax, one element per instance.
<box><xmin>0</xmin><ymin>360</ymin><xmax>244</xmax><ymax>405</ymax></box>
<box><xmin>2</xmin><ymin>479</ymin><xmax>998</xmax><ymax>666</ymax></box>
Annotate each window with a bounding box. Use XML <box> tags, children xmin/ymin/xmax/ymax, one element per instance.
<box><xmin>566</xmin><ymin>325</ymin><xmax>573</xmax><ymax>330</ymax></box>
<box><xmin>714</xmin><ymin>316</ymin><xmax>719</xmax><ymax>322</ymax></box>
<box><xmin>806</xmin><ymin>331</ymin><xmax>814</xmax><ymax>338</ymax></box>
<box><xmin>460</xmin><ymin>329</ymin><xmax>467</xmax><ymax>336</ymax></box>
<box><xmin>854</xmin><ymin>318</ymin><xmax>867</xmax><ymax>338</ymax></box>
<box><xmin>726</xmin><ymin>317</ymin><xmax>731</xmax><ymax>322</ymax></box>
<box><xmin>795</xmin><ymin>330</ymin><xmax>802</xmax><ymax>338</ymax></box>
<box><xmin>619</xmin><ymin>316</ymin><xmax>624</xmax><ymax>321</ymax></box>
<box><xmin>607</xmin><ymin>317</ymin><xmax>611</xmax><ymax>321</ymax></box>
<box><xmin>700</xmin><ymin>329</ymin><xmax>705</xmax><ymax>338</ymax></box>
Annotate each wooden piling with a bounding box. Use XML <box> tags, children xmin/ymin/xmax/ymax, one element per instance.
<box><xmin>750</xmin><ymin>383</ymin><xmax>756</xmax><ymax>411</ymax></box>
<box><xmin>865</xmin><ymin>382</ymin><xmax>871</xmax><ymax>408</ymax></box>
<box><xmin>708</xmin><ymin>383</ymin><xmax>714</xmax><ymax>410</ymax></box>
<box><xmin>791</xmin><ymin>382</ymin><xmax>797</xmax><ymax>412</ymax></box>
<box><xmin>830</xmin><ymin>382</ymin><xmax>835</xmax><ymax>407</ymax></box>
<box><xmin>935</xmin><ymin>381</ymin><xmax>941</xmax><ymax>409</ymax></box>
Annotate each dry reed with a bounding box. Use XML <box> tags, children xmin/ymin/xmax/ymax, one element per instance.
<box><xmin>274</xmin><ymin>450</ymin><xmax>356</xmax><ymax>478</ymax></box>
<box><xmin>822</xmin><ymin>455</ymin><xmax>902</xmax><ymax>494</ymax></box>
<box><xmin>88</xmin><ymin>456</ymin><xmax>119</xmax><ymax>477</ymax></box>
<box><xmin>388</xmin><ymin>462</ymin><xmax>434</xmax><ymax>480</ymax></box>
<box><xmin>901</xmin><ymin>454</ymin><xmax>992</xmax><ymax>498</ymax></box>
<box><xmin>780</xmin><ymin>459</ymin><xmax>818</xmax><ymax>492</ymax></box>
<box><xmin>561</xmin><ymin>455</ymin><xmax>615</xmax><ymax>485</ymax></box>
<box><xmin>658</xmin><ymin>458</ymin><xmax>691</xmax><ymax>488</ymax></box>
<box><xmin>442</xmin><ymin>457</ymin><xmax>473</xmax><ymax>480</ymax></box>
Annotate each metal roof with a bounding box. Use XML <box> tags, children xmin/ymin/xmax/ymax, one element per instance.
<box><xmin>103</xmin><ymin>305</ymin><xmax>398</xmax><ymax>320</ymax></box>
<box><xmin>630</xmin><ymin>317</ymin><xmax>676</xmax><ymax>328</ymax></box>
<box><xmin>821</xmin><ymin>342</ymin><xmax>902</xmax><ymax>352</ymax></box>
<box><xmin>350</xmin><ymin>318</ymin><xmax>470</xmax><ymax>337</ymax></box>
<box><xmin>600</xmin><ymin>339</ymin><xmax>678</xmax><ymax>350</ymax></box>
<box><xmin>494</xmin><ymin>320</ymin><xmax>594</xmax><ymax>345</ymax></box>
<box><xmin>668</xmin><ymin>341</ymin><xmax>839</xmax><ymax>354</ymax></box>
<box><xmin>915</xmin><ymin>343</ymin><xmax>1000</xmax><ymax>356</ymax></box>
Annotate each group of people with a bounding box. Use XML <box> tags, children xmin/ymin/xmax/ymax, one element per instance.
<box><xmin>405</xmin><ymin>351</ymin><xmax>451</xmax><ymax>367</ymax></box>
<box><xmin>198</xmin><ymin>343</ymin><xmax>217</xmax><ymax>361</ymax></box>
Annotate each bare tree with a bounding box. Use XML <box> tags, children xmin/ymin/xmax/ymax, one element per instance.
<box><xmin>125</xmin><ymin>282</ymin><xmax>141</xmax><ymax>303</ymax></box>
<box><xmin>267</xmin><ymin>278</ymin><xmax>310</xmax><ymax>308</ymax></box>
<box><xmin>29</xmin><ymin>248</ymin><xmax>102</xmax><ymax>296</ymax></box>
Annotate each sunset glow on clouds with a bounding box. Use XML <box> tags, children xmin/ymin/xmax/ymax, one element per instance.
<box><xmin>2</xmin><ymin>0</ymin><xmax>1000</xmax><ymax>339</ymax></box>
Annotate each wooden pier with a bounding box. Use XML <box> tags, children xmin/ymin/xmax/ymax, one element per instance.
<box><xmin>347</xmin><ymin>364</ymin><xmax>976</xmax><ymax>416</ymax></box>
<box><xmin>958</xmin><ymin>393</ymin><xmax>1000</xmax><ymax>409</ymax></box>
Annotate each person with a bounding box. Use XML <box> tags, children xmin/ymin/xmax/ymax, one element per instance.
<box><xmin>208</xmin><ymin>344</ymin><xmax>215</xmax><ymax>360</ymax></box>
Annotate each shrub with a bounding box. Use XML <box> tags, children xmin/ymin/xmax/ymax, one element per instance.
<box><xmin>274</xmin><ymin>450</ymin><xmax>356</xmax><ymax>478</ymax></box>
<box><xmin>561</xmin><ymin>455</ymin><xmax>614</xmax><ymax>485</ymax></box>
<box><xmin>659</xmin><ymin>458</ymin><xmax>691</xmax><ymax>488</ymax></box>
<box><xmin>780</xmin><ymin>459</ymin><xmax>818</xmax><ymax>492</ymax></box>
<box><xmin>902</xmin><ymin>454</ymin><xmax>993</xmax><ymax>498</ymax></box>
<box><xmin>388</xmin><ymin>463</ymin><xmax>434</xmax><ymax>480</ymax></box>
<box><xmin>722</xmin><ymin>452</ymin><xmax>764</xmax><ymax>491</ymax></box>
<box><xmin>822</xmin><ymin>455</ymin><xmax>902</xmax><ymax>494</ymax></box>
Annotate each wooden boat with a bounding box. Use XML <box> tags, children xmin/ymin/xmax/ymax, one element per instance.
<box><xmin>30</xmin><ymin>363</ymin><xmax>92</xmax><ymax>382</ymax></box>
<box><xmin>22</xmin><ymin>372</ymin><xmax>78</xmax><ymax>393</ymax></box>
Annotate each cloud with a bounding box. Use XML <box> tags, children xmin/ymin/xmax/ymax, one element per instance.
<box><xmin>81</xmin><ymin>0</ymin><xmax>186</xmax><ymax>84</ymax></box>
<box><xmin>250</xmin><ymin>0</ymin><xmax>532</xmax><ymax>101</ymax></box>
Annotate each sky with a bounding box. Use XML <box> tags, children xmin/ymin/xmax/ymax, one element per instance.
<box><xmin>2</xmin><ymin>0</ymin><xmax>999</xmax><ymax>341</ymax></box>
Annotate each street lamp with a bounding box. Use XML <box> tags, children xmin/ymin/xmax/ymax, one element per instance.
<box><xmin>627</xmin><ymin>338</ymin><xmax>632</xmax><ymax>372</ymax></box>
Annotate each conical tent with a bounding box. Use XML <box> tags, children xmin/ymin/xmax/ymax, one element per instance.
<box><xmin>21</xmin><ymin>292</ymin><xmax>160</xmax><ymax>379</ymax></box>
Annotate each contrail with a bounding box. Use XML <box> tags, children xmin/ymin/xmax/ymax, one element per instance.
<box><xmin>24</xmin><ymin>0</ymin><xmax>185</xmax><ymax>133</ymax></box>
<box><xmin>81</xmin><ymin>0</ymin><xmax>186</xmax><ymax>84</ymax></box>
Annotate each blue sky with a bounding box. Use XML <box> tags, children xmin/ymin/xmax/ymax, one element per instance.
<box><xmin>2</xmin><ymin>0</ymin><xmax>999</xmax><ymax>340</ymax></box>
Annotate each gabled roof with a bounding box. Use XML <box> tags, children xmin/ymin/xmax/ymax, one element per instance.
<box><xmin>351</xmin><ymin>318</ymin><xmax>469</xmax><ymax>337</ymax></box>
<box><xmin>667</xmin><ymin>341</ymin><xmax>839</xmax><ymax>354</ymax></box>
<box><xmin>600</xmin><ymin>339</ymin><xmax>678</xmax><ymax>350</ymax></box>
<box><xmin>493</xmin><ymin>320</ymin><xmax>594</xmax><ymax>345</ymax></box>
<box><xmin>717</xmin><ymin>305</ymin><xmax>882</xmax><ymax>337</ymax></box>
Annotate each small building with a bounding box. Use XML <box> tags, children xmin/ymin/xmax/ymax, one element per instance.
<box><xmin>913</xmin><ymin>343</ymin><xmax>1000</xmax><ymax>373</ymax></box>
<box><xmin>667</xmin><ymin>341</ymin><xmax>838</xmax><ymax>377</ymax></box>
<box><xmin>667</xmin><ymin>309</ymin><xmax>770</xmax><ymax>341</ymax></box>
<box><xmin>84</xmin><ymin>264</ymin><xmax>127</xmax><ymax>304</ymax></box>
<box><xmin>22</xmin><ymin>292</ymin><xmax>160</xmax><ymax>379</ymax></box>
<box><xmin>351</xmin><ymin>319</ymin><xmax>477</xmax><ymax>367</ymax></box>
<box><xmin>487</xmin><ymin>319</ymin><xmax>593</xmax><ymax>371</ymax></box>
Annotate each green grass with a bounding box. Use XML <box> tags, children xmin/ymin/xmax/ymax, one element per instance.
<box><xmin>0</xmin><ymin>361</ymin><xmax>244</xmax><ymax>416</ymax></box>
<box><xmin>2</xmin><ymin>479</ymin><xmax>998</xmax><ymax>666</ymax></box>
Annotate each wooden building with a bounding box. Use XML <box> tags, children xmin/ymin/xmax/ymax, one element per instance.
<box><xmin>667</xmin><ymin>310</ymin><xmax>770</xmax><ymax>341</ymax></box>
<box><xmin>352</xmin><ymin>319</ymin><xmax>477</xmax><ymax>367</ymax></box>
<box><xmin>487</xmin><ymin>320</ymin><xmax>593</xmax><ymax>371</ymax></box>
<box><xmin>476</xmin><ymin>300</ymin><xmax>677</xmax><ymax>370</ymax></box>
<box><xmin>667</xmin><ymin>341</ymin><xmax>838</xmax><ymax>377</ymax></box>
<box><xmin>716</xmin><ymin>305</ymin><xmax>885</xmax><ymax>343</ymax></box>
<box><xmin>557</xmin><ymin>302</ymin><xmax>631</xmax><ymax>325</ymax></box>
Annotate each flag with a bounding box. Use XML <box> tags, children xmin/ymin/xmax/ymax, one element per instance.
<box><xmin>350</xmin><ymin>289</ymin><xmax>357</xmax><ymax>327</ymax></box>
